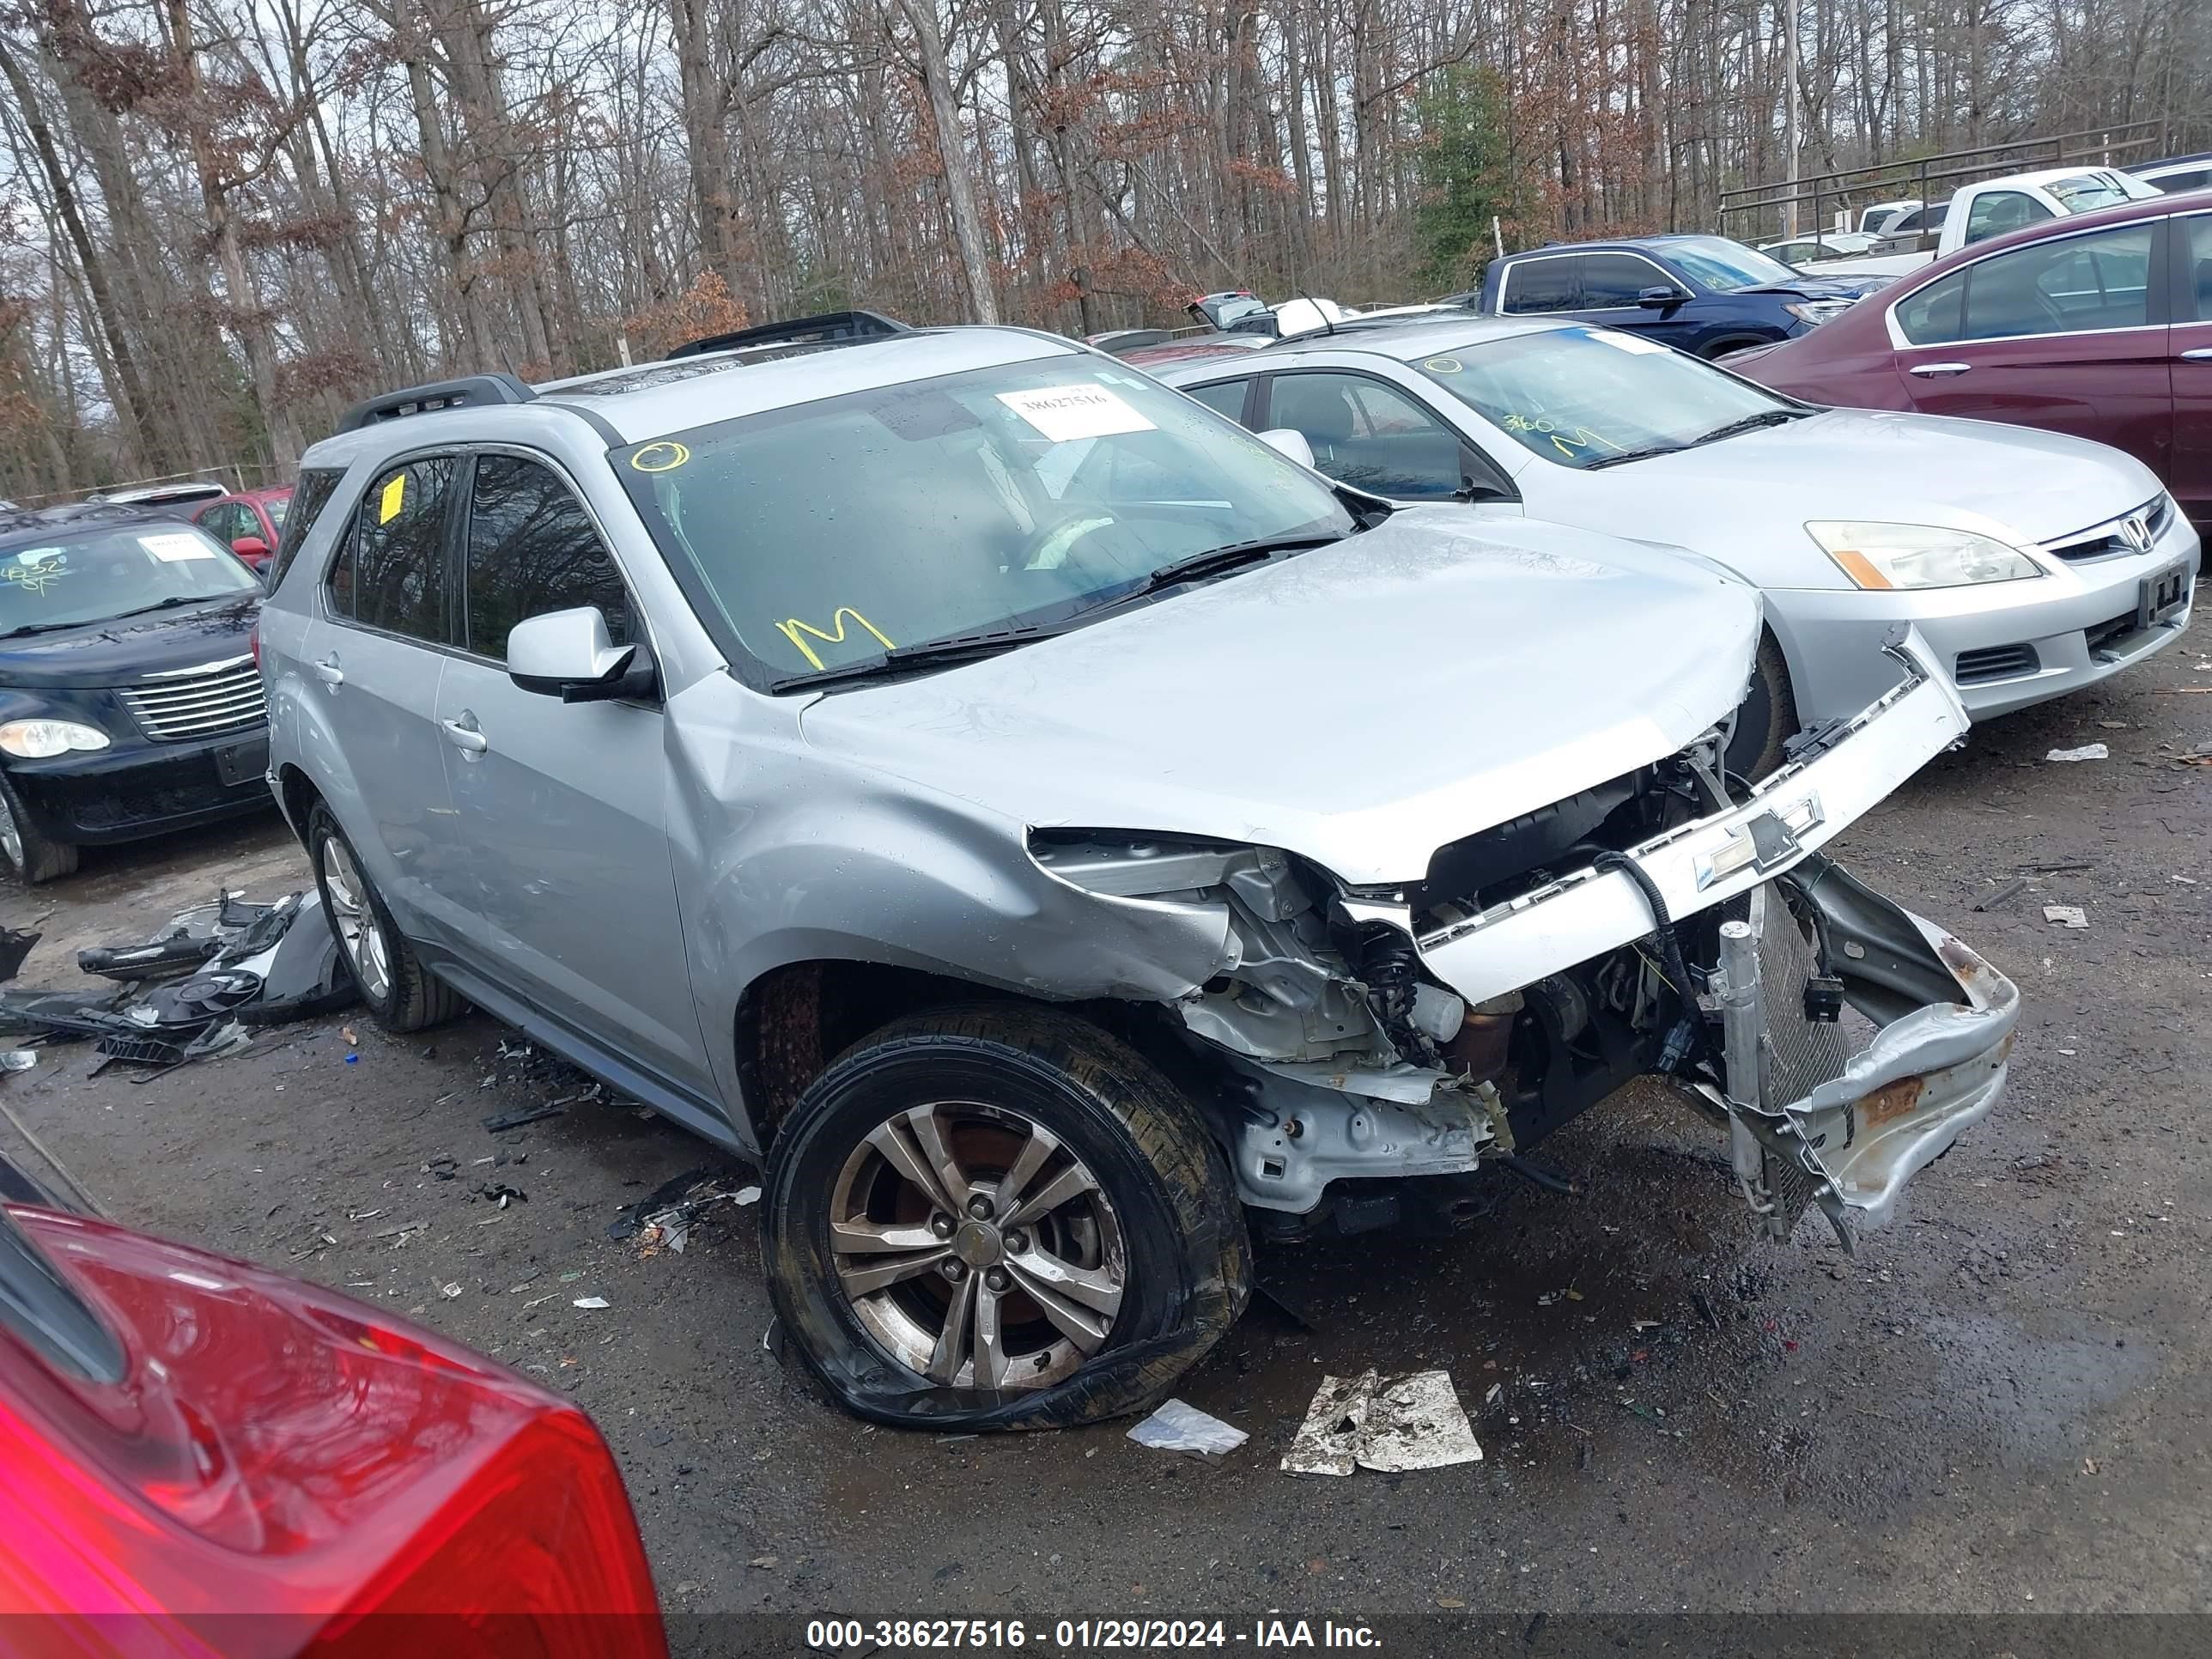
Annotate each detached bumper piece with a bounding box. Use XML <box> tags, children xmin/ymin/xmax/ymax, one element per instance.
<box><xmin>1711</xmin><ymin>854</ymin><xmax>2018</xmax><ymax>1248</ymax></box>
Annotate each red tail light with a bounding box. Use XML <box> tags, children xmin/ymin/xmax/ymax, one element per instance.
<box><xmin>0</xmin><ymin>1208</ymin><xmax>666</xmax><ymax>1657</ymax></box>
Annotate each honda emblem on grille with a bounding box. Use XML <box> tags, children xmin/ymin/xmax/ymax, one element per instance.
<box><xmin>2120</xmin><ymin>514</ymin><xmax>2152</xmax><ymax>553</ymax></box>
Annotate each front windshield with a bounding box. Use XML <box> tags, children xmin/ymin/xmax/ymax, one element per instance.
<box><xmin>615</xmin><ymin>354</ymin><xmax>1353</xmax><ymax>687</ymax></box>
<box><xmin>1660</xmin><ymin>236</ymin><xmax>1804</xmax><ymax>292</ymax></box>
<box><xmin>1411</xmin><ymin>326</ymin><xmax>1791</xmax><ymax>470</ymax></box>
<box><xmin>0</xmin><ymin>522</ymin><xmax>259</xmax><ymax>635</ymax></box>
<box><xmin>2045</xmin><ymin>173</ymin><xmax>2130</xmax><ymax>213</ymax></box>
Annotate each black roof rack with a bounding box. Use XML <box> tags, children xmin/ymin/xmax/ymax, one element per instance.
<box><xmin>336</xmin><ymin>373</ymin><xmax>538</xmax><ymax>434</ymax></box>
<box><xmin>668</xmin><ymin>309</ymin><xmax>909</xmax><ymax>360</ymax></box>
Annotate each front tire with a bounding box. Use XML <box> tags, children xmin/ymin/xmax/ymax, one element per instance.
<box><xmin>763</xmin><ymin>1006</ymin><xmax>1249</xmax><ymax>1431</ymax></box>
<box><xmin>307</xmin><ymin>804</ymin><xmax>462</xmax><ymax>1033</ymax></box>
<box><xmin>0</xmin><ymin>773</ymin><xmax>77</xmax><ymax>884</ymax></box>
<box><xmin>1726</xmin><ymin>629</ymin><xmax>1800</xmax><ymax>782</ymax></box>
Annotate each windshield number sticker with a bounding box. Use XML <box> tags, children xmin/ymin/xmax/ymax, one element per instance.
<box><xmin>3</xmin><ymin>550</ymin><xmax>68</xmax><ymax>595</ymax></box>
<box><xmin>776</xmin><ymin>607</ymin><xmax>895</xmax><ymax>672</ymax></box>
<box><xmin>139</xmin><ymin>533</ymin><xmax>216</xmax><ymax>562</ymax></box>
<box><xmin>1591</xmin><ymin>329</ymin><xmax>1668</xmax><ymax>355</ymax></box>
<box><xmin>379</xmin><ymin>474</ymin><xmax>407</xmax><ymax>523</ymax></box>
<box><xmin>995</xmin><ymin>383</ymin><xmax>1156</xmax><ymax>443</ymax></box>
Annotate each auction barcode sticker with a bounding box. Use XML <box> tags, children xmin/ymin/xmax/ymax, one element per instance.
<box><xmin>996</xmin><ymin>383</ymin><xmax>1157</xmax><ymax>442</ymax></box>
<box><xmin>139</xmin><ymin>533</ymin><xmax>216</xmax><ymax>562</ymax></box>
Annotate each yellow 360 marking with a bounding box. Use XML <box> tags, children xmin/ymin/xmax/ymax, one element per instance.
<box><xmin>630</xmin><ymin>441</ymin><xmax>691</xmax><ymax>473</ymax></box>
<box><xmin>777</xmin><ymin>608</ymin><xmax>895</xmax><ymax>671</ymax></box>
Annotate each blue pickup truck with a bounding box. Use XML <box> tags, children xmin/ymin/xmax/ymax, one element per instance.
<box><xmin>1456</xmin><ymin>234</ymin><xmax>1885</xmax><ymax>359</ymax></box>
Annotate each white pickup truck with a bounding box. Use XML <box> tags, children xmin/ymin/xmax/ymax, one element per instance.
<box><xmin>1814</xmin><ymin>166</ymin><xmax>2163</xmax><ymax>277</ymax></box>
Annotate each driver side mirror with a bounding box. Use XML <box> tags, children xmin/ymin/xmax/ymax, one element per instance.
<box><xmin>230</xmin><ymin>535</ymin><xmax>270</xmax><ymax>564</ymax></box>
<box><xmin>1637</xmin><ymin>284</ymin><xmax>1689</xmax><ymax>307</ymax></box>
<box><xmin>507</xmin><ymin>607</ymin><xmax>658</xmax><ymax>704</ymax></box>
<box><xmin>1257</xmin><ymin>428</ymin><xmax>1316</xmax><ymax>469</ymax></box>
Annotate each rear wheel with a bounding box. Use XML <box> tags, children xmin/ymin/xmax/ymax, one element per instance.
<box><xmin>0</xmin><ymin>774</ymin><xmax>78</xmax><ymax>884</ymax></box>
<box><xmin>1726</xmin><ymin>629</ymin><xmax>1800</xmax><ymax>782</ymax></box>
<box><xmin>307</xmin><ymin>805</ymin><xmax>462</xmax><ymax>1033</ymax></box>
<box><xmin>763</xmin><ymin>1006</ymin><xmax>1249</xmax><ymax>1430</ymax></box>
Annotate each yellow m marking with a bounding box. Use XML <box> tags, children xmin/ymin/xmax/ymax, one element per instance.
<box><xmin>776</xmin><ymin>608</ymin><xmax>896</xmax><ymax>671</ymax></box>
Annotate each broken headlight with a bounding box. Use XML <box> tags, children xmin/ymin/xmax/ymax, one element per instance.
<box><xmin>1027</xmin><ymin>830</ymin><xmax>1297</xmax><ymax>912</ymax></box>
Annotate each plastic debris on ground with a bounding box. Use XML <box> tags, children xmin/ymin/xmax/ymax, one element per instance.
<box><xmin>2046</xmin><ymin>744</ymin><xmax>2108</xmax><ymax>763</ymax></box>
<box><xmin>2043</xmin><ymin>905</ymin><xmax>2090</xmax><ymax>930</ymax></box>
<box><xmin>0</xmin><ymin>889</ymin><xmax>357</xmax><ymax>1073</ymax></box>
<box><xmin>573</xmin><ymin>1296</ymin><xmax>611</xmax><ymax>1310</ymax></box>
<box><xmin>610</xmin><ymin>1166</ymin><xmax>760</xmax><ymax>1255</ymax></box>
<box><xmin>1</xmin><ymin>1050</ymin><xmax>36</xmax><ymax>1074</ymax></box>
<box><xmin>0</xmin><ymin>928</ymin><xmax>37</xmax><ymax>984</ymax></box>
<box><xmin>1282</xmin><ymin>1369</ymin><xmax>1481</xmax><ymax>1476</ymax></box>
<box><xmin>1127</xmin><ymin>1398</ymin><xmax>1249</xmax><ymax>1455</ymax></box>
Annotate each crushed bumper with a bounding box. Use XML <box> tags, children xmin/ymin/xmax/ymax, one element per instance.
<box><xmin>1711</xmin><ymin>859</ymin><xmax>2017</xmax><ymax>1242</ymax></box>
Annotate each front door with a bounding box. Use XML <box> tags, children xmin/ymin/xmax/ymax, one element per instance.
<box><xmin>435</xmin><ymin>451</ymin><xmax>711</xmax><ymax>1096</ymax></box>
<box><xmin>1892</xmin><ymin>220</ymin><xmax>2172</xmax><ymax>483</ymax></box>
<box><xmin>299</xmin><ymin>453</ymin><xmax>477</xmax><ymax>951</ymax></box>
<box><xmin>2167</xmin><ymin>208</ymin><xmax>2212</xmax><ymax>530</ymax></box>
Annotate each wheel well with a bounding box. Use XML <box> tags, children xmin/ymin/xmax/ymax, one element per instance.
<box><xmin>275</xmin><ymin>764</ymin><xmax>322</xmax><ymax>845</ymax></box>
<box><xmin>735</xmin><ymin>961</ymin><xmax>1018</xmax><ymax>1147</ymax></box>
<box><xmin>1702</xmin><ymin>333</ymin><xmax>1772</xmax><ymax>361</ymax></box>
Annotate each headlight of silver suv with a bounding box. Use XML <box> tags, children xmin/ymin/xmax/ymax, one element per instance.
<box><xmin>1806</xmin><ymin>521</ymin><xmax>2043</xmax><ymax>591</ymax></box>
<box><xmin>0</xmin><ymin>719</ymin><xmax>110</xmax><ymax>758</ymax></box>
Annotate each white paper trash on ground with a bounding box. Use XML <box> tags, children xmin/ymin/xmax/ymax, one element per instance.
<box><xmin>1127</xmin><ymin>1398</ymin><xmax>1248</xmax><ymax>1455</ymax></box>
<box><xmin>2043</xmin><ymin>905</ymin><xmax>2089</xmax><ymax>929</ymax></box>
<box><xmin>1283</xmin><ymin>1369</ymin><xmax>1480</xmax><ymax>1475</ymax></box>
<box><xmin>2046</xmin><ymin>744</ymin><xmax>2109</xmax><ymax>763</ymax></box>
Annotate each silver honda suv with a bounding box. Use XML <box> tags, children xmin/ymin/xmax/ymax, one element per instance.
<box><xmin>260</xmin><ymin>319</ymin><xmax>2019</xmax><ymax>1430</ymax></box>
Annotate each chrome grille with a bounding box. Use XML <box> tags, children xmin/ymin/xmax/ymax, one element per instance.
<box><xmin>118</xmin><ymin>660</ymin><xmax>265</xmax><ymax>741</ymax></box>
<box><xmin>2045</xmin><ymin>495</ymin><xmax>2170</xmax><ymax>562</ymax></box>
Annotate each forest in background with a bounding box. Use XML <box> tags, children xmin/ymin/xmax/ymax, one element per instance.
<box><xmin>0</xmin><ymin>0</ymin><xmax>2206</xmax><ymax>498</ymax></box>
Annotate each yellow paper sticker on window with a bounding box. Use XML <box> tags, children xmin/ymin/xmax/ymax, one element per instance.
<box><xmin>378</xmin><ymin>474</ymin><xmax>407</xmax><ymax>524</ymax></box>
<box><xmin>776</xmin><ymin>608</ymin><xmax>894</xmax><ymax>671</ymax></box>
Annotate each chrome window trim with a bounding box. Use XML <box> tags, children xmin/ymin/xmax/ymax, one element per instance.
<box><xmin>1882</xmin><ymin>215</ymin><xmax>2169</xmax><ymax>349</ymax></box>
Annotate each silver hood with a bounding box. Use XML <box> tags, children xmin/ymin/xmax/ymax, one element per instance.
<box><xmin>1564</xmin><ymin>408</ymin><xmax>2165</xmax><ymax>585</ymax></box>
<box><xmin>797</xmin><ymin>509</ymin><xmax>1759</xmax><ymax>886</ymax></box>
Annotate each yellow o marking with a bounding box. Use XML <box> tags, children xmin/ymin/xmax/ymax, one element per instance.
<box><xmin>630</xmin><ymin>441</ymin><xmax>691</xmax><ymax>473</ymax></box>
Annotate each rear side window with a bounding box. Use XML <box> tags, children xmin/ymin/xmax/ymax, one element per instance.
<box><xmin>1183</xmin><ymin>379</ymin><xmax>1251</xmax><ymax>422</ymax></box>
<box><xmin>1962</xmin><ymin>190</ymin><xmax>2053</xmax><ymax>246</ymax></box>
<box><xmin>337</xmin><ymin>457</ymin><xmax>454</xmax><ymax>641</ymax></box>
<box><xmin>1894</xmin><ymin>271</ymin><xmax>1967</xmax><ymax>344</ymax></box>
<box><xmin>271</xmin><ymin>466</ymin><xmax>346</xmax><ymax>592</ymax></box>
<box><xmin>463</xmin><ymin>454</ymin><xmax>632</xmax><ymax>659</ymax></box>
<box><xmin>1499</xmin><ymin>258</ymin><xmax>1580</xmax><ymax>314</ymax></box>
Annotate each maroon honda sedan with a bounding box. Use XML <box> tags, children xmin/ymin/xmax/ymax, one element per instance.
<box><xmin>1729</xmin><ymin>189</ymin><xmax>2212</xmax><ymax>539</ymax></box>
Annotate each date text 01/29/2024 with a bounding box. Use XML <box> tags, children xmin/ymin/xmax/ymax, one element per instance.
<box><xmin>805</xmin><ymin>1619</ymin><xmax>1384</xmax><ymax>1650</ymax></box>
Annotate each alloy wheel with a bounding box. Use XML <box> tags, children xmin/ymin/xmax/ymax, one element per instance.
<box><xmin>320</xmin><ymin>837</ymin><xmax>392</xmax><ymax>1002</ymax></box>
<box><xmin>828</xmin><ymin>1103</ymin><xmax>1126</xmax><ymax>1390</ymax></box>
<box><xmin>0</xmin><ymin>790</ymin><xmax>21</xmax><ymax>871</ymax></box>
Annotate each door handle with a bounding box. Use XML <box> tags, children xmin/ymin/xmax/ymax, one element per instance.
<box><xmin>441</xmin><ymin>716</ymin><xmax>489</xmax><ymax>755</ymax></box>
<box><xmin>2180</xmin><ymin>348</ymin><xmax>2212</xmax><ymax>362</ymax></box>
<box><xmin>1906</xmin><ymin>362</ymin><xmax>1972</xmax><ymax>377</ymax></box>
<box><xmin>313</xmin><ymin>657</ymin><xmax>343</xmax><ymax>685</ymax></box>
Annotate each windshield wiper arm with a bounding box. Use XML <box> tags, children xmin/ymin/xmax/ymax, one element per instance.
<box><xmin>771</xmin><ymin>625</ymin><xmax>1062</xmax><ymax>693</ymax></box>
<box><xmin>0</xmin><ymin>619</ymin><xmax>85</xmax><ymax>639</ymax></box>
<box><xmin>1583</xmin><ymin>442</ymin><xmax>1692</xmax><ymax>471</ymax></box>
<box><xmin>102</xmin><ymin>595</ymin><xmax>210</xmax><ymax>623</ymax></box>
<box><xmin>1093</xmin><ymin>533</ymin><xmax>1343</xmax><ymax>607</ymax></box>
<box><xmin>1689</xmin><ymin>409</ymin><xmax>1805</xmax><ymax>447</ymax></box>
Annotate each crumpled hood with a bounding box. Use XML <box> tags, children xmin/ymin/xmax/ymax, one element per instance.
<box><xmin>1586</xmin><ymin>407</ymin><xmax>2162</xmax><ymax>568</ymax></box>
<box><xmin>797</xmin><ymin>509</ymin><xmax>1759</xmax><ymax>885</ymax></box>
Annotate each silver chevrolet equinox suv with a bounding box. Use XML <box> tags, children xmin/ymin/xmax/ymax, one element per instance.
<box><xmin>259</xmin><ymin>316</ymin><xmax>2021</xmax><ymax>1430</ymax></box>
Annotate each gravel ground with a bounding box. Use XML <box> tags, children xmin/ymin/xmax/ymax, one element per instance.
<box><xmin>3</xmin><ymin>628</ymin><xmax>2209</xmax><ymax>1638</ymax></box>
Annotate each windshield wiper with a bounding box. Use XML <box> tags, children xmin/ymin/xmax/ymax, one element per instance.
<box><xmin>103</xmin><ymin>594</ymin><xmax>216</xmax><ymax>623</ymax></box>
<box><xmin>1583</xmin><ymin>441</ymin><xmax>1692</xmax><ymax>471</ymax></box>
<box><xmin>1091</xmin><ymin>533</ymin><xmax>1344</xmax><ymax>608</ymax></box>
<box><xmin>771</xmin><ymin>625</ymin><xmax>1063</xmax><ymax>693</ymax></box>
<box><xmin>0</xmin><ymin>618</ymin><xmax>86</xmax><ymax>640</ymax></box>
<box><xmin>1687</xmin><ymin>409</ymin><xmax>1805</xmax><ymax>447</ymax></box>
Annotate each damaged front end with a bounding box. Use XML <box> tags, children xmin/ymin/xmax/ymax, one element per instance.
<box><xmin>1036</xmin><ymin>641</ymin><xmax>2018</xmax><ymax>1246</ymax></box>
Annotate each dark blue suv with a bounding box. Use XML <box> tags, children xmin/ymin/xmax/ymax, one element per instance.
<box><xmin>1464</xmin><ymin>234</ymin><xmax>1883</xmax><ymax>360</ymax></box>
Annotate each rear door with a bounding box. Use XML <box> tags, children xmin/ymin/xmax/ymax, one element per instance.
<box><xmin>2167</xmin><ymin>207</ymin><xmax>2212</xmax><ymax>528</ymax></box>
<box><xmin>1889</xmin><ymin>218</ymin><xmax>2172</xmax><ymax>478</ymax></box>
<box><xmin>435</xmin><ymin>450</ymin><xmax>711</xmax><ymax>1094</ymax></box>
<box><xmin>299</xmin><ymin>454</ymin><xmax>477</xmax><ymax>946</ymax></box>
